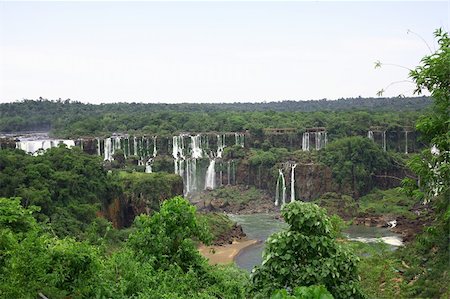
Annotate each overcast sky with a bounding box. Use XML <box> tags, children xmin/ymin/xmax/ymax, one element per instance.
<box><xmin>0</xmin><ymin>1</ymin><xmax>448</xmax><ymax>103</ymax></box>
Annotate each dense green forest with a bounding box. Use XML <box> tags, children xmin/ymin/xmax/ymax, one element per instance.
<box><xmin>0</xmin><ymin>30</ymin><xmax>448</xmax><ymax>298</ymax></box>
<box><xmin>0</xmin><ymin>96</ymin><xmax>430</xmax><ymax>137</ymax></box>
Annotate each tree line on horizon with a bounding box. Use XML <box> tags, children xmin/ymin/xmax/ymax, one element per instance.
<box><xmin>0</xmin><ymin>96</ymin><xmax>430</xmax><ymax>137</ymax></box>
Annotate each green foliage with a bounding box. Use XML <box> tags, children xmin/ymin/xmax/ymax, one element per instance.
<box><xmin>0</xmin><ymin>196</ymin><xmax>251</xmax><ymax>298</ymax></box>
<box><xmin>320</xmin><ymin>136</ymin><xmax>392</xmax><ymax>196</ymax></box>
<box><xmin>127</xmin><ymin>196</ymin><xmax>212</xmax><ymax>271</ymax></box>
<box><xmin>349</xmin><ymin>242</ymin><xmax>405</xmax><ymax>299</ymax></box>
<box><xmin>196</xmin><ymin>212</ymin><xmax>234</xmax><ymax>241</ymax></box>
<box><xmin>251</xmin><ymin>201</ymin><xmax>364</xmax><ymax>299</ymax></box>
<box><xmin>272</xmin><ymin>285</ymin><xmax>334</xmax><ymax>299</ymax></box>
<box><xmin>402</xmin><ymin>29</ymin><xmax>449</xmax><ymax>202</ymax></box>
<box><xmin>379</xmin><ymin>29</ymin><xmax>450</xmax><ymax>299</ymax></box>
<box><xmin>358</xmin><ymin>188</ymin><xmax>417</xmax><ymax>219</ymax></box>
<box><xmin>314</xmin><ymin>192</ymin><xmax>359</xmax><ymax>220</ymax></box>
<box><xmin>118</xmin><ymin>171</ymin><xmax>183</xmax><ymax>212</ymax></box>
<box><xmin>249</xmin><ymin>149</ymin><xmax>277</xmax><ymax>166</ymax></box>
<box><xmin>0</xmin><ymin>202</ymin><xmax>102</xmax><ymax>298</ymax></box>
<box><xmin>0</xmin><ymin>97</ymin><xmax>429</xmax><ymax>136</ymax></box>
<box><xmin>0</xmin><ymin>147</ymin><xmax>113</xmax><ymax>238</ymax></box>
<box><xmin>0</xmin><ymin>197</ymin><xmax>39</xmax><ymax>234</ymax></box>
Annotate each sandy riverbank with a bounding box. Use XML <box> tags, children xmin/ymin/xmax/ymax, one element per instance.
<box><xmin>198</xmin><ymin>239</ymin><xmax>259</xmax><ymax>265</ymax></box>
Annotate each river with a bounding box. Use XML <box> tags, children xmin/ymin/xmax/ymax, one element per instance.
<box><xmin>229</xmin><ymin>213</ymin><xmax>403</xmax><ymax>272</ymax></box>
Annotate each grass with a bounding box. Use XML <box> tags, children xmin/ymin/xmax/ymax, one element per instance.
<box><xmin>348</xmin><ymin>241</ymin><xmax>406</xmax><ymax>299</ymax></box>
<box><xmin>358</xmin><ymin>188</ymin><xmax>417</xmax><ymax>219</ymax></box>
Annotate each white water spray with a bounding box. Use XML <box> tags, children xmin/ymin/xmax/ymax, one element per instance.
<box><xmin>205</xmin><ymin>159</ymin><xmax>216</xmax><ymax>190</ymax></box>
<box><xmin>290</xmin><ymin>163</ymin><xmax>297</xmax><ymax>202</ymax></box>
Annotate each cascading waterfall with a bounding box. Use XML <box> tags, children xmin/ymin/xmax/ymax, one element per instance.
<box><xmin>133</xmin><ymin>137</ymin><xmax>138</xmax><ymax>156</ymax></box>
<box><xmin>145</xmin><ymin>158</ymin><xmax>153</xmax><ymax>173</ymax></box>
<box><xmin>172</xmin><ymin>134</ymin><xmax>206</xmax><ymax>195</ymax></box>
<box><xmin>290</xmin><ymin>163</ymin><xmax>297</xmax><ymax>202</ymax></box>
<box><xmin>227</xmin><ymin>161</ymin><xmax>231</xmax><ymax>185</ymax></box>
<box><xmin>217</xmin><ymin>134</ymin><xmax>226</xmax><ymax>158</ymax></box>
<box><xmin>235</xmin><ymin>133</ymin><xmax>245</xmax><ymax>147</ymax></box>
<box><xmin>153</xmin><ymin>136</ymin><xmax>157</xmax><ymax>157</ymax></box>
<box><xmin>368</xmin><ymin>130</ymin><xmax>374</xmax><ymax>141</ymax></box>
<box><xmin>302</xmin><ymin>132</ymin><xmax>310</xmax><ymax>151</ymax></box>
<box><xmin>16</xmin><ymin>139</ymin><xmax>75</xmax><ymax>155</ymax></box>
<box><xmin>404</xmin><ymin>131</ymin><xmax>408</xmax><ymax>154</ymax></box>
<box><xmin>191</xmin><ymin>135</ymin><xmax>203</xmax><ymax>159</ymax></box>
<box><xmin>97</xmin><ymin>138</ymin><xmax>101</xmax><ymax>156</ymax></box>
<box><xmin>383</xmin><ymin>131</ymin><xmax>387</xmax><ymax>151</ymax></box>
<box><xmin>205</xmin><ymin>159</ymin><xmax>216</xmax><ymax>190</ymax></box>
<box><xmin>104</xmin><ymin>138</ymin><xmax>112</xmax><ymax>161</ymax></box>
<box><xmin>275</xmin><ymin>169</ymin><xmax>286</xmax><ymax>206</ymax></box>
<box><xmin>219</xmin><ymin>164</ymin><xmax>223</xmax><ymax>186</ymax></box>
<box><xmin>126</xmin><ymin>137</ymin><xmax>131</xmax><ymax>158</ymax></box>
<box><xmin>314</xmin><ymin>132</ymin><xmax>327</xmax><ymax>150</ymax></box>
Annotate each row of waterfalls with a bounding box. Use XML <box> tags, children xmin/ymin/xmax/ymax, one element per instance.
<box><xmin>302</xmin><ymin>132</ymin><xmax>327</xmax><ymax>151</ymax></box>
<box><xmin>15</xmin><ymin>139</ymin><xmax>75</xmax><ymax>154</ymax></box>
<box><xmin>11</xmin><ymin>129</ymin><xmax>416</xmax><ymax>199</ymax></box>
<box><xmin>368</xmin><ymin>130</ymin><xmax>411</xmax><ymax>153</ymax></box>
<box><xmin>172</xmin><ymin>134</ymin><xmax>240</xmax><ymax>195</ymax></box>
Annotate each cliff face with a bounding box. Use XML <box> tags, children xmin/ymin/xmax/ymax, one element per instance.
<box><xmin>103</xmin><ymin>172</ymin><xmax>183</xmax><ymax>228</ymax></box>
<box><xmin>235</xmin><ymin>160</ymin><xmax>404</xmax><ymax>202</ymax></box>
<box><xmin>294</xmin><ymin>164</ymin><xmax>338</xmax><ymax>201</ymax></box>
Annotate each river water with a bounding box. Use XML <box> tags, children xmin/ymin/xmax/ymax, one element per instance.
<box><xmin>229</xmin><ymin>213</ymin><xmax>403</xmax><ymax>272</ymax></box>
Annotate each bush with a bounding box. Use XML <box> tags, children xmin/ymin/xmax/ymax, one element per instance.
<box><xmin>251</xmin><ymin>201</ymin><xmax>364</xmax><ymax>299</ymax></box>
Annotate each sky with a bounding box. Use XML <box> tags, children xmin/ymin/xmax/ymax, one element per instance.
<box><xmin>0</xmin><ymin>1</ymin><xmax>448</xmax><ymax>104</ymax></box>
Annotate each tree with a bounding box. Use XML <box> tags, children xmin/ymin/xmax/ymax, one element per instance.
<box><xmin>320</xmin><ymin>136</ymin><xmax>392</xmax><ymax>197</ymax></box>
<box><xmin>127</xmin><ymin>196</ymin><xmax>212</xmax><ymax>271</ymax></box>
<box><xmin>397</xmin><ymin>29</ymin><xmax>450</xmax><ymax>298</ymax></box>
<box><xmin>404</xmin><ymin>28</ymin><xmax>449</xmax><ymax>202</ymax></box>
<box><xmin>251</xmin><ymin>201</ymin><xmax>364</xmax><ymax>299</ymax></box>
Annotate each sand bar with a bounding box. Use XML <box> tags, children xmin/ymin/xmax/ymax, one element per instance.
<box><xmin>198</xmin><ymin>239</ymin><xmax>259</xmax><ymax>265</ymax></box>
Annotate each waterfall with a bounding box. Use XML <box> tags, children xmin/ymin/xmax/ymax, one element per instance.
<box><xmin>145</xmin><ymin>158</ymin><xmax>153</xmax><ymax>173</ymax></box>
<box><xmin>235</xmin><ymin>133</ymin><xmax>245</xmax><ymax>147</ymax></box>
<box><xmin>227</xmin><ymin>161</ymin><xmax>231</xmax><ymax>185</ymax></box>
<box><xmin>16</xmin><ymin>139</ymin><xmax>75</xmax><ymax>155</ymax></box>
<box><xmin>173</xmin><ymin>135</ymin><xmax>205</xmax><ymax>195</ymax></box>
<box><xmin>191</xmin><ymin>135</ymin><xmax>203</xmax><ymax>159</ymax></box>
<box><xmin>205</xmin><ymin>159</ymin><xmax>216</xmax><ymax>190</ymax></box>
<box><xmin>104</xmin><ymin>138</ymin><xmax>112</xmax><ymax>161</ymax></box>
<box><xmin>275</xmin><ymin>169</ymin><xmax>286</xmax><ymax>206</ymax></box>
<box><xmin>153</xmin><ymin>136</ymin><xmax>157</xmax><ymax>157</ymax></box>
<box><xmin>217</xmin><ymin>134</ymin><xmax>226</xmax><ymax>158</ymax></box>
<box><xmin>383</xmin><ymin>131</ymin><xmax>387</xmax><ymax>151</ymax></box>
<box><xmin>290</xmin><ymin>163</ymin><xmax>297</xmax><ymax>202</ymax></box>
<box><xmin>275</xmin><ymin>170</ymin><xmax>280</xmax><ymax>206</ymax></box>
<box><xmin>114</xmin><ymin>136</ymin><xmax>121</xmax><ymax>152</ymax></box>
<box><xmin>96</xmin><ymin>138</ymin><xmax>101</xmax><ymax>156</ymax></box>
<box><xmin>368</xmin><ymin>130</ymin><xmax>374</xmax><ymax>141</ymax></box>
<box><xmin>405</xmin><ymin>131</ymin><xmax>408</xmax><ymax>154</ymax></box>
<box><xmin>302</xmin><ymin>132</ymin><xmax>310</xmax><ymax>151</ymax></box>
<box><xmin>126</xmin><ymin>137</ymin><xmax>130</xmax><ymax>158</ymax></box>
<box><xmin>172</xmin><ymin>135</ymin><xmax>185</xmax><ymax>160</ymax></box>
<box><xmin>133</xmin><ymin>137</ymin><xmax>137</xmax><ymax>156</ymax></box>
<box><xmin>219</xmin><ymin>162</ymin><xmax>223</xmax><ymax>186</ymax></box>
<box><xmin>186</xmin><ymin>159</ymin><xmax>191</xmax><ymax>194</ymax></box>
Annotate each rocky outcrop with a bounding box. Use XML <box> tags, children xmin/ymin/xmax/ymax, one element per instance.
<box><xmin>102</xmin><ymin>172</ymin><xmax>183</xmax><ymax>228</ymax></box>
<box><xmin>212</xmin><ymin>224</ymin><xmax>247</xmax><ymax>246</ymax></box>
